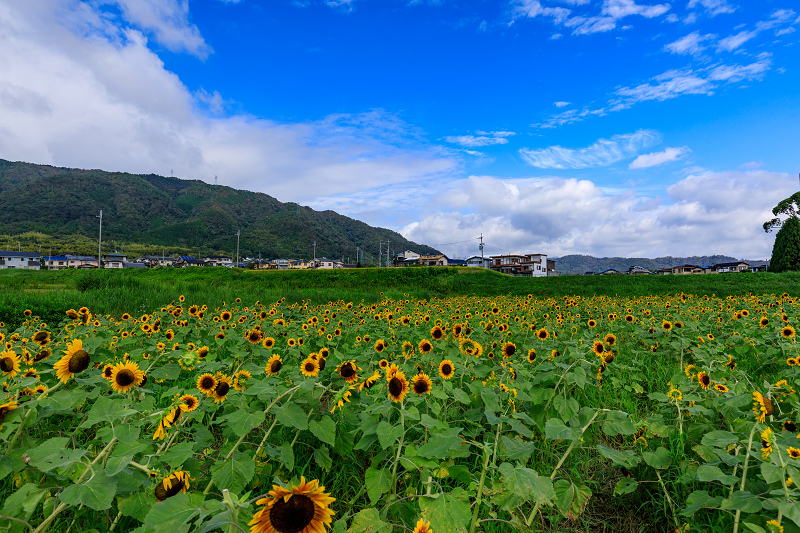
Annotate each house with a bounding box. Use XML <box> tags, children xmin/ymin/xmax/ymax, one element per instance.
<box><xmin>748</xmin><ymin>260</ymin><xmax>769</xmax><ymax>272</ymax></box>
<box><xmin>418</xmin><ymin>254</ymin><xmax>449</xmax><ymax>267</ymax></box>
<box><xmin>655</xmin><ymin>267</ymin><xmax>672</xmax><ymax>275</ymax></box>
<box><xmin>490</xmin><ymin>253</ymin><xmax>550</xmax><ymax>276</ymax></box>
<box><xmin>290</xmin><ymin>259</ymin><xmax>313</xmax><ymax>269</ymax></box>
<box><xmin>520</xmin><ymin>254</ymin><xmax>548</xmax><ymax>277</ymax></box>
<box><xmin>42</xmin><ymin>255</ymin><xmax>70</xmax><ymax>270</ymax></box>
<box><xmin>272</xmin><ymin>258</ymin><xmax>290</xmax><ymax>270</ymax></box>
<box><xmin>627</xmin><ymin>265</ymin><xmax>651</xmax><ymax>275</ymax></box>
<box><xmin>710</xmin><ymin>261</ymin><xmax>750</xmax><ymax>273</ymax></box>
<box><xmin>144</xmin><ymin>256</ymin><xmax>176</xmax><ymax>268</ymax></box>
<box><xmin>0</xmin><ymin>251</ymin><xmax>41</xmax><ymax>270</ymax></box>
<box><xmin>490</xmin><ymin>254</ymin><xmax>525</xmax><ymax>275</ymax></box>
<box><xmin>671</xmin><ymin>264</ymin><xmax>704</xmax><ymax>275</ymax></box>
<box><xmin>123</xmin><ymin>262</ymin><xmax>147</xmax><ymax>269</ymax></box>
<box><xmin>465</xmin><ymin>255</ymin><xmax>491</xmax><ymax>268</ymax></box>
<box><xmin>394</xmin><ymin>250</ymin><xmax>420</xmax><ymax>267</ymax></box>
<box><xmin>598</xmin><ymin>268</ymin><xmax>621</xmax><ymax>275</ymax></box>
<box><xmin>205</xmin><ymin>256</ymin><xmax>233</xmax><ymax>267</ymax></box>
<box><xmin>333</xmin><ymin>260</ymin><xmax>346</xmax><ymax>269</ymax></box>
<box><xmin>175</xmin><ymin>256</ymin><xmax>205</xmax><ymax>268</ymax></box>
<box><xmin>547</xmin><ymin>259</ymin><xmax>557</xmax><ymax>276</ymax></box>
<box><xmin>103</xmin><ymin>253</ymin><xmax>128</xmax><ymax>269</ymax></box>
<box><xmin>250</xmin><ymin>260</ymin><xmax>272</xmax><ymax>270</ymax></box>
<box><xmin>448</xmin><ymin>258</ymin><xmax>466</xmax><ymax>266</ymax></box>
<box><xmin>64</xmin><ymin>255</ymin><xmax>98</xmax><ymax>268</ymax></box>
<box><xmin>315</xmin><ymin>257</ymin><xmax>335</xmax><ymax>269</ymax></box>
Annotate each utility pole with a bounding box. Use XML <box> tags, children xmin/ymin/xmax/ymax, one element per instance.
<box><xmin>235</xmin><ymin>230</ymin><xmax>240</xmax><ymax>268</ymax></box>
<box><xmin>313</xmin><ymin>241</ymin><xmax>317</xmax><ymax>264</ymax></box>
<box><xmin>386</xmin><ymin>239</ymin><xmax>390</xmax><ymax>268</ymax></box>
<box><xmin>378</xmin><ymin>241</ymin><xmax>383</xmax><ymax>268</ymax></box>
<box><xmin>96</xmin><ymin>210</ymin><xmax>103</xmax><ymax>269</ymax></box>
<box><xmin>479</xmin><ymin>233</ymin><xmax>484</xmax><ymax>268</ymax></box>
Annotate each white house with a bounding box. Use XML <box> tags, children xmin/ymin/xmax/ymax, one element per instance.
<box><xmin>0</xmin><ymin>251</ymin><xmax>41</xmax><ymax>270</ymax></box>
<box><xmin>465</xmin><ymin>255</ymin><xmax>491</xmax><ymax>268</ymax></box>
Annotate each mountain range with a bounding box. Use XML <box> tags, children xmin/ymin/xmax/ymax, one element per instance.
<box><xmin>551</xmin><ymin>254</ymin><xmax>765</xmax><ymax>275</ymax></box>
<box><xmin>0</xmin><ymin>159</ymin><xmax>439</xmax><ymax>262</ymax></box>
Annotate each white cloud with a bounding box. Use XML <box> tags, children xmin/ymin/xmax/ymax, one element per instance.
<box><xmin>0</xmin><ymin>0</ymin><xmax>458</xmax><ymax>205</ymax></box>
<box><xmin>554</xmin><ymin>101</ymin><xmax>571</xmax><ymax>107</ymax></box>
<box><xmin>716</xmin><ymin>29</ymin><xmax>758</xmax><ymax>52</ymax></box>
<box><xmin>687</xmin><ymin>0</ymin><xmax>736</xmax><ymax>16</ymax></box>
<box><xmin>512</xmin><ymin>0</ymin><xmax>571</xmax><ymax>23</ymax></box>
<box><xmin>776</xmin><ymin>27</ymin><xmax>796</xmax><ymax>36</ymax></box>
<box><xmin>400</xmin><ymin>170</ymin><xmax>793</xmax><ymax>259</ymax></box>
<box><xmin>601</xmin><ymin>0</ymin><xmax>670</xmax><ymax>20</ymax></box>
<box><xmin>664</xmin><ymin>13</ymin><xmax>678</xmax><ymax>23</ymax></box>
<box><xmin>519</xmin><ymin>130</ymin><xmax>660</xmax><ymax>169</ymax></box>
<box><xmin>565</xmin><ymin>16</ymin><xmax>617</xmax><ymax>35</ymax></box>
<box><xmin>445</xmin><ymin>131</ymin><xmax>515</xmax><ymax>147</ymax></box>
<box><xmin>98</xmin><ymin>0</ymin><xmax>212</xmax><ymax>58</ymax></box>
<box><xmin>629</xmin><ymin>146</ymin><xmax>690</xmax><ymax>169</ymax></box>
<box><xmin>664</xmin><ymin>31</ymin><xmax>715</xmax><ymax>55</ymax></box>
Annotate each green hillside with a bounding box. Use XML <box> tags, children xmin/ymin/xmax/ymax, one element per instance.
<box><xmin>0</xmin><ymin>159</ymin><xmax>439</xmax><ymax>261</ymax></box>
<box><xmin>553</xmin><ymin>253</ymin><xmax>747</xmax><ymax>274</ymax></box>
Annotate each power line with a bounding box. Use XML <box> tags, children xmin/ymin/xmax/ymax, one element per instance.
<box><xmin>428</xmin><ymin>236</ymin><xmax>482</xmax><ymax>247</ymax></box>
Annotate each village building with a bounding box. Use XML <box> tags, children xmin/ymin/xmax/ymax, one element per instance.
<box><xmin>0</xmin><ymin>251</ymin><xmax>41</xmax><ymax>270</ymax></box>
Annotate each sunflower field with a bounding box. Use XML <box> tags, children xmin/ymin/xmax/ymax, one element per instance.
<box><xmin>0</xmin><ymin>291</ymin><xmax>799</xmax><ymax>533</ymax></box>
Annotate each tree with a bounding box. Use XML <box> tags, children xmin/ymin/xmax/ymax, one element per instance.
<box><xmin>764</xmin><ymin>192</ymin><xmax>800</xmax><ymax>272</ymax></box>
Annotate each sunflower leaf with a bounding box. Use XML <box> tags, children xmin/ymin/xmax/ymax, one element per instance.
<box><xmin>60</xmin><ymin>470</ymin><xmax>118</xmax><ymax>511</ymax></box>
<box><xmin>498</xmin><ymin>462</ymin><xmax>555</xmax><ymax>506</ymax></box>
<box><xmin>364</xmin><ymin>467</ymin><xmax>391</xmax><ymax>505</ymax></box>
<box><xmin>309</xmin><ymin>416</ymin><xmax>337</xmax><ymax>446</ymax></box>
<box><xmin>376</xmin><ymin>421</ymin><xmax>401</xmax><ymax>449</ymax></box>
<box><xmin>161</xmin><ymin>442</ymin><xmax>196</xmax><ymax>470</ymax></box>
<box><xmin>225</xmin><ymin>409</ymin><xmax>265</xmax><ymax>437</ymax></box>
<box><xmin>348</xmin><ymin>508</ymin><xmax>391</xmax><ymax>533</ymax></box>
<box><xmin>211</xmin><ymin>457</ymin><xmax>255</xmax><ymax>495</ymax></box>
<box><xmin>314</xmin><ymin>445</ymin><xmax>332</xmax><ymax>472</ymax></box>
<box><xmin>27</xmin><ymin>437</ymin><xmax>86</xmax><ymax>472</ymax></box>
<box><xmin>275</xmin><ymin>402</ymin><xmax>308</xmax><ymax>431</ymax></box>
<box><xmin>419</xmin><ymin>492</ymin><xmax>471</xmax><ymax>533</ymax></box>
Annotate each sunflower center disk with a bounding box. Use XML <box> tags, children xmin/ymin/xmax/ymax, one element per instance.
<box><xmin>442</xmin><ymin>364</ymin><xmax>452</xmax><ymax>375</ymax></box>
<box><xmin>271</xmin><ymin>361</ymin><xmax>282</xmax><ymax>373</ymax></box>
<box><xmin>68</xmin><ymin>350</ymin><xmax>91</xmax><ymax>373</ymax></box>
<box><xmin>413</xmin><ymin>381</ymin><xmax>429</xmax><ymax>394</ymax></box>
<box><xmin>116</xmin><ymin>369</ymin><xmax>135</xmax><ymax>386</ymax></box>
<box><xmin>389</xmin><ymin>377</ymin><xmax>403</xmax><ymax>397</ymax></box>
<box><xmin>269</xmin><ymin>494</ymin><xmax>316</xmax><ymax>533</ymax></box>
<box><xmin>340</xmin><ymin>364</ymin><xmax>355</xmax><ymax>378</ymax></box>
<box><xmin>215</xmin><ymin>382</ymin><xmax>230</xmax><ymax>397</ymax></box>
<box><xmin>0</xmin><ymin>358</ymin><xmax>13</xmax><ymax>372</ymax></box>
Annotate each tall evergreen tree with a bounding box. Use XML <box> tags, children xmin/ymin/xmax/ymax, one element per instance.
<box><xmin>764</xmin><ymin>192</ymin><xmax>800</xmax><ymax>272</ymax></box>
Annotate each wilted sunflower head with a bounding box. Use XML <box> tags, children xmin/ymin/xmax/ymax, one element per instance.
<box><xmin>154</xmin><ymin>471</ymin><xmax>192</xmax><ymax>501</ymax></box>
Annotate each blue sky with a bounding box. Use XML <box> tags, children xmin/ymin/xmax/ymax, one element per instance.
<box><xmin>1</xmin><ymin>0</ymin><xmax>798</xmax><ymax>259</ymax></box>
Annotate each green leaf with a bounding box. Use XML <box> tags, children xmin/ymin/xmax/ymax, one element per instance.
<box><xmin>226</xmin><ymin>409</ymin><xmax>266</xmax><ymax>437</ymax></box>
<box><xmin>720</xmin><ymin>491</ymin><xmax>762</xmax><ymax>513</ymax></box>
<box><xmin>597</xmin><ymin>445</ymin><xmax>640</xmax><ymax>469</ymax></box>
<box><xmin>364</xmin><ymin>467</ymin><xmax>391</xmax><ymax>505</ymax></box>
<box><xmin>553</xmin><ymin>396</ymin><xmax>579</xmax><ymax>423</ymax></box>
<box><xmin>27</xmin><ymin>437</ymin><xmax>86</xmax><ymax>472</ymax></box>
<box><xmin>419</xmin><ymin>493</ymin><xmax>471</xmax><ymax>533</ymax></box>
<box><xmin>553</xmin><ymin>479</ymin><xmax>592</xmax><ymax>520</ymax></box>
<box><xmin>314</xmin><ymin>446</ymin><xmax>332</xmax><ymax>472</ymax></box>
<box><xmin>60</xmin><ymin>470</ymin><xmax>118</xmax><ymax>511</ymax></box>
<box><xmin>545</xmin><ymin>418</ymin><xmax>579</xmax><ymax>441</ymax></box>
<box><xmin>681</xmin><ymin>490</ymin><xmax>722</xmax><ymax>516</ymax></box>
<box><xmin>348</xmin><ymin>508</ymin><xmax>391</xmax><ymax>533</ymax></box>
<box><xmin>143</xmin><ymin>493</ymin><xmax>204</xmax><ymax>533</ymax></box>
<box><xmin>309</xmin><ymin>416</ymin><xmax>337</xmax><ymax>446</ymax></box>
<box><xmin>642</xmin><ymin>447</ymin><xmax>672</xmax><ymax>470</ymax></box>
<box><xmin>452</xmin><ymin>388</ymin><xmax>470</xmax><ymax>404</ymax></box>
<box><xmin>1</xmin><ymin>483</ymin><xmax>47</xmax><ymax>517</ymax></box>
<box><xmin>761</xmin><ymin>462</ymin><xmax>783</xmax><ymax>484</ymax></box>
<box><xmin>701</xmin><ymin>430</ymin><xmax>739</xmax><ymax>448</ymax></box>
<box><xmin>416</xmin><ymin>430</ymin><xmax>464</xmax><ymax>459</ymax></box>
<box><xmin>107</xmin><ymin>443</ymin><xmax>147</xmax><ymax>476</ymax></box>
<box><xmin>777</xmin><ymin>500</ymin><xmax>800</xmax><ymax>528</ymax></box>
<box><xmin>161</xmin><ymin>442</ymin><xmax>196</xmax><ymax>470</ymax></box>
<box><xmin>498</xmin><ymin>436</ymin><xmax>536</xmax><ymax>461</ymax></box>
<box><xmin>118</xmin><ymin>490</ymin><xmax>157</xmax><ymax>520</ymax></box>
<box><xmin>210</xmin><ymin>457</ymin><xmax>255</xmax><ymax>495</ymax></box>
<box><xmin>82</xmin><ymin>397</ymin><xmax>136</xmax><ymax>427</ymax></box>
<box><xmin>696</xmin><ymin>465</ymin><xmax>738</xmax><ymax>485</ymax></box>
<box><xmin>376</xmin><ymin>421</ymin><xmax>401</xmax><ymax>449</ymax></box>
<box><xmin>114</xmin><ymin>424</ymin><xmax>141</xmax><ymax>445</ymax></box>
<box><xmin>613</xmin><ymin>477</ymin><xmax>637</xmax><ymax>496</ymax></box>
<box><xmin>275</xmin><ymin>402</ymin><xmax>309</xmax><ymax>430</ymax></box>
<box><xmin>498</xmin><ymin>462</ymin><xmax>555</xmax><ymax>506</ymax></box>
<box><xmin>148</xmin><ymin>363</ymin><xmax>181</xmax><ymax>381</ymax></box>
<box><xmin>278</xmin><ymin>442</ymin><xmax>295</xmax><ymax>470</ymax></box>
<box><xmin>600</xmin><ymin>411</ymin><xmax>636</xmax><ymax>436</ymax></box>
<box><xmin>742</xmin><ymin>524</ymin><xmax>767</xmax><ymax>533</ymax></box>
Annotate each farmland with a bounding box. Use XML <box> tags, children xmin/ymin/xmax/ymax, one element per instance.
<box><xmin>0</xmin><ymin>268</ymin><xmax>798</xmax><ymax>533</ymax></box>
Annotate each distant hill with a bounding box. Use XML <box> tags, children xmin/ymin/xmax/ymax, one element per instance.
<box><xmin>0</xmin><ymin>159</ymin><xmax>439</xmax><ymax>261</ymax></box>
<box><xmin>551</xmin><ymin>254</ymin><xmax>761</xmax><ymax>274</ymax></box>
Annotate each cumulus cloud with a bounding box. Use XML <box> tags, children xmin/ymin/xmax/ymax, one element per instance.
<box><xmin>664</xmin><ymin>31</ymin><xmax>715</xmax><ymax>55</ymax></box>
<box><xmin>0</xmin><ymin>0</ymin><xmax>457</xmax><ymax>205</ymax></box>
<box><xmin>400</xmin><ymin>170</ymin><xmax>793</xmax><ymax>259</ymax></box>
<box><xmin>629</xmin><ymin>146</ymin><xmax>690</xmax><ymax>169</ymax></box>
<box><xmin>519</xmin><ymin>130</ymin><xmax>659</xmax><ymax>169</ymax></box>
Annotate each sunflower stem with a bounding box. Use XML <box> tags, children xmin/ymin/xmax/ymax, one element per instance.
<box><xmin>109</xmin><ymin>511</ymin><xmax>124</xmax><ymax>532</ymax></box>
<box><xmin>468</xmin><ymin>446</ymin><xmax>490</xmax><ymax>533</ymax></box>
<box><xmin>732</xmin><ymin>422</ymin><xmax>758</xmax><ymax>533</ymax></box>
<box><xmin>5</xmin><ymin>381</ymin><xmax>63</xmax><ymax>455</ymax></box>
<box><xmin>390</xmin><ymin>402</ymin><xmax>406</xmax><ymax>497</ymax></box>
<box><xmin>32</xmin><ymin>438</ymin><xmax>117</xmax><ymax>533</ymax></box>
<box><xmin>655</xmin><ymin>470</ymin><xmax>679</xmax><ymax>527</ymax></box>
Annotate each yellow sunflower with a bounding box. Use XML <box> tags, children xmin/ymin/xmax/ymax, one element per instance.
<box><xmin>197</xmin><ymin>373</ymin><xmax>217</xmax><ymax>396</ymax></box>
<box><xmin>0</xmin><ymin>400</ymin><xmax>19</xmax><ymax>429</ymax></box>
<box><xmin>697</xmin><ymin>371</ymin><xmax>711</xmax><ymax>390</ymax></box>
<box><xmin>536</xmin><ymin>328</ymin><xmax>549</xmax><ymax>340</ymax></box>
<box><xmin>412</xmin><ymin>519</ymin><xmax>434</xmax><ymax>533</ymax></box>
<box><xmin>782</xmin><ymin>325</ymin><xmax>796</xmax><ymax>338</ymax></box>
<box><xmin>248</xmin><ymin>476</ymin><xmax>335</xmax><ymax>533</ymax></box>
<box><xmin>418</xmin><ymin>339</ymin><xmax>433</xmax><ymax>354</ymax></box>
<box><xmin>110</xmin><ymin>361</ymin><xmax>145</xmax><ymax>393</ymax></box>
<box><xmin>180</xmin><ymin>394</ymin><xmax>199</xmax><ymax>412</ymax></box>
<box><xmin>388</xmin><ymin>370</ymin><xmax>409</xmax><ymax>403</ymax></box>
<box><xmin>0</xmin><ymin>350</ymin><xmax>21</xmax><ymax>378</ymax></box>
<box><xmin>501</xmin><ymin>342</ymin><xmax>516</xmax><ymax>358</ymax></box>
<box><xmin>266</xmin><ymin>354</ymin><xmax>283</xmax><ymax>376</ymax></box>
<box><xmin>761</xmin><ymin>427</ymin><xmax>774</xmax><ymax>460</ymax></box>
<box><xmin>301</xmin><ymin>357</ymin><xmax>320</xmax><ymax>378</ymax></box>
<box><xmin>753</xmin><ymin>391</ymin><xmax>774</xmax><ymax>423</ymax></box>
<box><xmin>233</xmin><ymin>370</ymin><xmax>252</xmax><ymax>391</ymax></box>
<box><xmin>358</xmin><ymin>370</ymin><xmax>381</xmax><ymax>391</ymax></box>
<box><xmin>211</xmin><ymin>375</ymin><xmax>232</xmax><ymax>403</ymax></box>
<box><xmin>438</xmin><ymin>360</ymin><xmax>455</xmax><ymax>380</ymax></box>
<box><xmin>155</xmin><ymin>471</ymin><xmax>192</xmax><ymax>501</ymax></box>
<box><xmin>335</xmin><ymin>360</ymin><xmax>361</xmax><ymax>384</ymax></box>
<box><xmin>54</xmin><ymin>339</ymin><xmax>91</xmax><ymax>383</ymax></box>
<box><xmin>411</xmin><ymin>373</ymin><xmax>432</xmax><ymax>395</ymax></box>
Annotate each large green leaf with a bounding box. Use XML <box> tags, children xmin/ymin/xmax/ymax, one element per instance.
<box><xmin>275</xmin><ymin>402</ymin><xmax>309</xmax><ymax>430</ymax></box>
<box><xmin>418</xmin><ymin>492</ymin><xmax>471</xmax><ymax>533</ymax></box>
<box><xmin>498</xmin><ymin>462</ymin><xmax>555</xmax><ymax>506</ymax></box>
<box><xmin>82</xmin><ymin>397</ymin><xmax>136</xmax><ymax>427</ymax></box>
<box><xmin>161</xmin><ymin>442</ymin><xmax>196</xmax><ymax>470</ymax></box>
<box><xmin>554</xmin><ymin>479</ymin><xmax>592</xmax><ymax>520</ymax></box>
<box><xmin>642</xmin><ymin>447</ymin><xmax>672</xmax><ymax>470</ymax></box>
<box><xmin>720</xmin><ymin>491</ymin><xmax>762</xmax><ymax>513</ymax></box>
<box><xmin>107</xmin><ymin>443</ymin><xmax>147</xmax><ymax>476</ymax></box>
<box><xmin>348</xmin><ymin>508</ymin><xmax>391</xmax><ymax>533</ymax></box>
<box><xmin>376</xmin><ymin>421</ymin><xmax>401</xmax><ymax>449</ymax></box>
<box><xmin>27</xmin><ymin>437</ymin><xmax>86</xmax><ymax>472</ymax></box>
<box><xmin>597</xmin><ymin>445</ymin><xmax>640</xmax><ymax>469</ymax></box>
<box><xmin>701</xmin><ymin>430</ymin><xmax>739</xmax><ymax>448</ymax></box>
<box><xmin>364</xmin><ymin>467</ymin><xmax>391</xmax><ymax>505</ymax></box>
<box><xmin>60</xmin><ymin>470</ymin><xmax>118</xmax><ymax>511</ymax></box>
<box><xmin>416</xmin><ymin>429</ymin><xmax>463</xmax><ymax>459</ymax></box>
<box><xmin>143</xmin><ymin>493</ymin><xmax>204</xmax><ymax>533</ymax></box>
<box><xmin>225</xmin><ymin>409</ymin><xmax>266</xmax><ymax>437</ymax></box>
<box><xmin>210</xmin><ymin>456</ymin><xmax>255</xmax><ymax>495</ymax></box>
<box><xmin>309</xmin><ymin>416</ymin><xmax>337</xmax><ymax>446</ymax></box>
<box><xmin>544</xmin><ymin>418</ymin><xmax>579</xmax><ymax>441</ymax></box>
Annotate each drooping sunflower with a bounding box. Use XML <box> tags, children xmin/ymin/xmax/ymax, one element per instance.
<box><xmin>248</xmin><ymin>476</ymin><xmax>335</xmax><ymax>533</ymax></box>
<box><xmin>438</xmin><ymin>360</ymin><xmax>455</xmax><ymax>380</ymax></box>
<box><xmin>411</xmin><ymin>373</ymin><xmax>432</xmax><ymax>395</ymax></box>
<box><xmin>527</xmin><ymin>349</ymin><xmax>537</xmax><ymax>363</ymax></box>
<box><xmin>418</xmin><ymin>339</ymin><xmax>433</xmax><ymax>354</ymax></box>
<box><xmin>54</xmin><ymin>339</ymin><xmax>91</xmax><ymax>382</ymax></box>
<box><xmin>336</xmin><ymin>360</ymin><xmax>361</xmax><ymax>384</ymax></box>
<box><xmin>781</xmin><ymin>325</ymin><xmax>796</xmax><ymax>338</ymax></box>
<box><xmin>402</xmin><ymin>341</ymin><xmax>415</xmax><ymax>359</ymax></box>
<box><xmin>714</xmin><ymin>384</ymin><xmax>729</xmax><ymax>393</ymax></box>
<box><xmin>761</xmin><ymin>427</ymin><xmax>774</xmax><ymax>460</ymax></box>
<box><xmin>604</xmin><ymin>333</ymin><xmax>617</xmax><ymax>346</ymax></box>
<box><xmin>784</xmin><ymin>420</ymin><xmax>797</xmax><ymax>432</ymax></box>
<box><xmin>374</xmin><ymin>339</ymin><xmax>387</xmax><ymax>353</ymax></box>
<box><xmin>412</xmin><ymin>519</ymin><xmax>434</xmax><ymax>533</ymax></box>
<box><xmin>388</xmin><ymin>370</ymin><xmax>409</xmax><ymax>403</ymax></box>
<box><xmin>0</xmin><ymin>350</ymin><xmax>21</xmax><ymax>378</ymax></box>
<box><xmin>301</xmin><ymin>357</ymin><xmax>320</xmax><ymax>378</ymax></box>
<box><xmin>33</xmin><ymin>348</ymin><xmax>52</xmax><ymax>363</ymax></box>
<box><xmin>32</xmin><ymin>331</ymin><xmax>51</xmax><ymax>347</ymax></box>
<box><xmin>501</xmin><ymin>342</ymin><xmax>516</xmax><ymax>358</ymax></box>
<box><xmin>155</xmin><ymin>471</ymin><xmax>192</xmax><ymax>501</ymax></box>
<box><xmin>358</xmin><ymin>370</ymin><xmax>381</xmax><ymax>391</ymax></box>
<box><xmin>753</xmin><ymin>391</ymin><xmax>774</xmax><ymax>423</ymax></box>
<box><xmin>197</xmin><ymin>373</ymin><xmax>217</xmax><ymax>395</ymax></box>
<box><xmin>211</xmin><ymin>375</ymin><xmax>232</xmax><ymax>403</ymax></box>
<box><xmin>0</xmin><ymin>400</ymin><xmax>19</xmax><ymax>429</ymax></box>
<box><xmin>536</xmin><ymin>328</ymin><xmax>549</xmax><ymax>340</ymax></box>
<box><xmin>684</xmin><ymin>364</ymin><xmax>696</xmax><ymax>380</ymax></box>
<box><xmin>266</xmin><ymin>354</ymin><xmax>283</xmax><ymax>376</ymax></box>
<box><xmin>180</xmin><ymin>394</ymin><xmax>199</xmax><ymax>412</ymax></box>
<box><xmin>697</xmin><ymin>371</ymin><xmax>711</xmax><ymax>390</ymax></box>
<box><xmin>110</xmin><ymin>361</ymin><xmax>145</xmax><ymax>393</ymax></box>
